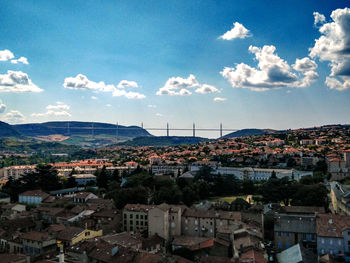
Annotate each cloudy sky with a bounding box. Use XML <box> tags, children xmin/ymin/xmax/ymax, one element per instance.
<box><xmin>0</xmin><ymin>0</ymin><xmax>349</xmax><ymax>137</ymax></box>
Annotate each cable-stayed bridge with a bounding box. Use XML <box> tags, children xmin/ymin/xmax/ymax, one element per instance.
<box><xmin>45</xmin><ymin>122</ymin><xmax>238</xmax><ymax>138</ymax></box>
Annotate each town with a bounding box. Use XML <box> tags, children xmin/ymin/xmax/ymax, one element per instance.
<box><xmin>0</xmin><ymin>124</ymin><xmax>349</xmax><ymax>262</ymax></box>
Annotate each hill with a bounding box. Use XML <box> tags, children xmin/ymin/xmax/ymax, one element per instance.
<box><xmin>14</xmin><ymin>121</ymin><xmax>151</xmax><ymax>137</ymax></box>
<box><xmin>0</xmin><ymin>121</ymin><xmax>21</xmax><ymax>137</ymax></box>
<box><xmin>222</xmin><ymin>128</ymin><xmax>276</xmax><ymax>138</ymax></box>
<box><xmin>117</xmin><ymin>136</ymin><xmax>210</xmax><ymax>147</ymax></box>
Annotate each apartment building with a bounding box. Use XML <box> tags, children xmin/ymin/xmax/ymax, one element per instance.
<box><xmin>0</xmin><ymin>165</ymin><xmax>35</xmax><ymax>179</ymax></box>
<box><xmin>148</xmin><ymin>203</ymin><xmax>183</xmax><ymax>240</ymax></box>
<box><xmin>330</xmin><ymin>181</ymin><xmax>350</xmax><ymax>215</ymax></box>
<box><xmin>122</xmin><ymin>204</ymin><xmax>154</xmax><ymax>233</ymax></box>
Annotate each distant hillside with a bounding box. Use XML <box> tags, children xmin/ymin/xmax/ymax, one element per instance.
<box><xmin>14</xmin><ymin>121</ymin><xmax>151</xmax><ymax>138</ymax></box>
<box><xmin>0</xmin><ymin>121</ymin><xmax>21</xmax><ymax>137</ymax></box>
<box><xmin>117</xmin><ymin>136</ymin><xmax>210</xmax><ymax>147</ymax></box>
<box><xmin>222</xmin><ymin>128</ymin><xmax>276</xmax><ymax>138</ymax></box>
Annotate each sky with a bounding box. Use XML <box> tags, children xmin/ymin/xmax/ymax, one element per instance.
<box><xmin>0</xmin><ymin>0</ymin><xmax>350</xmax><ymax>138</ymax></box>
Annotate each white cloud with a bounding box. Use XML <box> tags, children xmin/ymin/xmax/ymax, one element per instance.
<box><xmin>292</xmin><ymin>57</ymin><xmax>317</xmax><ymax>72</ymax></box>
<box><xmin>148</xmin><ymin>104</ymin><xmax>157</xmax><ymax>108</ymax></box>
<box><xmin>63</xmin><ymin>74</ymin><xmax>145</xmax><ymax>99</ymax></box>
<box><xmin>156</xmin><ymin>113</ymin><xmax>163</xmax><ymax>117</ymax></box>
<box><xmin>310</xmin><ymin>8</ymin><xmax>350</xmax><ymax>91</ymax></box>
<box><xmin>112</xmin><ymin>89</ymin><xmax>146</xmax><ymax>99</ymax></box>
<box><xmin>195</xmin><ymin>84</ymin><xmax>220</xmax><ymax>94</ymax></box>
<box><xmin>0</xmin><ymin>50</ymin><xmax>14</xmax><ymax>61</ymax></box>
<box><xmin>0</xmin><ymin>70</ymin><xmax>42</xmax><ymax>93</ymax></box>
<box><xmin>3</xmin><ymin>110</ymin><xmax>25</xmax><ymax>123</ymax></box>
<box><xmin>117</xmin><ymin>80</ymin><xmax>138</xmax><ymax>89</ymax></box>
<box><xmin>156</xmin><ymin>74</ymin><xmax>217</xmax><ymax>96</ymax></box>
<box><xmin>0</xmin><ymin>100</ymin><xmax>6</xmax><ymax>113</ymax></box>
<box><xmin>219</xmin><ymin>22</ymin><xmax>251</xmax><ymax>40</ymax></box>
<box><xmin>221</xmin><ymin>45</ymin><xmax>318</xmax><ymax>91</ymax></box>
<box><xmin>91</xmin><ymin>96</ymin><xmax>98</xmax><ymax>100</ymax></box>
<box><xmin>46</xmin><ymin>102</ymin><xmax>70</xmax><ymax>111</ymax></box>
<box><xmin>32</xmin><ymin>102</ymin><xmax>71</xmax><ymax>117</ymax></box>
<box><xmin>106</xmin><ymin>104</ymin><xmax>112</xmax><ymax>107</ymax></box>
<box><xmin>11</xmin><ymin>57</ymin><xmax>29</xmax><ymax>65</ymax></box>
<box><xmin>313</xmin><ymin>12</ymin><xmax>326</xmax><ymax>26</ymax></box>
<box><xmin>213</xmin><ymin>97</ymin><xmax>227</xmax><ymax>102</ymax></box>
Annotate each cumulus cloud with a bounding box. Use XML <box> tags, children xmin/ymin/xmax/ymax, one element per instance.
<box><xmin>156</xmin><ymin>74</ymin><xmax>218</xmax><ymax>96</ymax></box>
<box><xmin>11</xmin><ymin>57</ymin><xmax>29</xmax><ymax>65</ymax></box>
<box><xmin>3</xmin><ymin>110</ymin><xmax>25</xmax><ymax>123</ymax></box>
<box><xmin>313</xmin><ymin>12</ymin><xmax>326</xmax><ymax>26</ymax></box>
<box><xmin>156</xmin><ymin>113</ymin><xmax>163</xmax><ymax>117</ymax></box>
<box><xmin>221</xmin><ymin>45</ymin><xmax>318</xmax><ymax>91</ymax></box>
<box><xmin>219</xmin><ymin>22</ymin><xmax>251</xmax><ymax>40</ymax></box>
<box><xmin>0</xmin><ymin>100</ymin><xmax>6</xmax><ymax>113</ymax></box>
<box><xmin>0</xmin><ymin>70</ymin><xmax>42</xmax><ymax>93</ymax></box>
<box><xmin>117</xmin><ymin>80</ymin><xmax>138</xmax><ymax>89</ymax></box>
<box><xmin>310</xmin><ymin>8</ymin><xmax>350</xmax><ymax>91</ymax></box>
<box><xmin>213</xmin><ymin>97</ymin><xmax>227</xmax><ymax>102</ymax></box>
<box><xmin>32</xmin><ymin>102</ymin><xmax>71</xmax><ymax>117</ymax></box>
<box><xmin>0</xmin><ymin>50</ymin><xmax>14</xmax><ymax>61</ymax></box>
<box><xmin>91</xmin><ymin>96</ymin><xmax>98</xmax><ymax>100</ymax></box>
<box><xmin>148</xmin><ymin>104</ymin><xmax>157</xmax><ymax>108</ymax></box>
<box><xmin>195</xmin><ymin>84</ymin><xmax>220</xmax><ymax>94</ymax></box>
<box><xmin>106</xmin><ymin>104</ymin><xmax>112</xmax><ymax>107</ymax></box>
<box><xmin>63</xmin><ymin>74</ymin><xmax>146</xmax><ymax>99</ymax></box>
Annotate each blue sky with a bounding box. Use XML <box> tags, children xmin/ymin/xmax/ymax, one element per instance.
<box><xmin>0</xmin><ymin>0</ymin><xmax>349</xmax><ymax>137</ymax></box>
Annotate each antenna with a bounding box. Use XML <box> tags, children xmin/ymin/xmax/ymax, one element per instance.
<box><xmin>166</xmin><ymin>123</ymin><xmax>169</xmax><ymax>137</ymax></box>
<box><xmin>193</xmin><ymin>123</ymin><xmax>196</xmax><ymax>137</ymax></box>
<box><xmin>141</xmin><ymin>122</ymin><xmax>143</xmax><ymax>129</ymax></box>
<box><xmin>220</xmin><ymin>123</ymin><xmax>223</xmax><ymax>138</ymax></box>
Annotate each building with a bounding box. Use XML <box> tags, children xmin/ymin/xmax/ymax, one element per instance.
<box><xmin>20</xmin><ymin>231</ymin><xmax>56</xmax><ymax>257</ymax></box>
<box><xmin>329</xmin><ymin>182</ymin><xmax>350</xmax><ymax>215</ymax></box>
<box><xmin>122</xmin><ymin>204</ymin><xmax>154</xmax><ymax>233</ymax></box>
<box><xmin>181</xmin><ymin>209</ymin><xmax>241</xmax><ymax>238</ymax></box>
<box><xmin>210</xmin><ymin>167</ymin><xmax>312</xmax><ymax>181</ymax></box>
<box><xmin>151</xmin><ymin>165</ymin><xmax>185</xmax><ymax>176</ymax></box>
<box><xmin>327</xmin><ymin>150</ymin><xmax>350</xmax><ymax>180</ymax></box>
<box><xmin>148</xmin><ymin>203</ymin><xmax>183</xmax><ymax>240</ymax></box>
<box><xmin>57</xmin><ymin>226</ymin><xmax>103</xmax><ymax>247</ymax></box>
<box><xmin>0</xmin><ymin>165</ymin><xmax>35</xmax><ymax>180</ymax></box>
<box><xmin>274</xmin><ymin>213</ymin><xmax>317</xmax><ymax>251</ymax></box>
<box><xmin>276</xmin><ymin>243</ymin><xmax>317</xmax><ymax>263</ymax></box>
<box><xmin>316</xmin><ymin>214</ymin><xmax>350</xmax><ymax>258</ymax></box>
<box><xmin>72</xmin><ymin>192</ymin><xmax>98</xmax><ymax>203</ymax></box>
<box><xmin>72</xmin><ymin>173</ymin><xmax>96</xmax><ymax>186</ymax></box>
<box><xmin>18</xmin><ymin>190</ymin><xmax>49</xmax><ymax>204</ymax></box>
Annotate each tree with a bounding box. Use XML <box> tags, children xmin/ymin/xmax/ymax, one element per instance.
<box><xmin>241</xmin><ymin>179</ymin><xmax>255</xmax><ymax>194</ymax></box>
<box><xmin>96</xmin><ymin>166</ymin><xmax>109</xmax><ymax>189</ymax></box>
<box><xmin>181</xmin><ymin>186</ymin><xmax>199</xmax><ymax>207</ymax></box>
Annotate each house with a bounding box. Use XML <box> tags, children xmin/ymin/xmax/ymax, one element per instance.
<box><xmin>329</xmin><ymin>182</ymin><xmax>350</xmax><ymax>215</ymax></box>
<box><xmin>20</xmin><ymin>231</ymin><xmax>56</xmax><ymax>257</ymax></box>
<box><xmin>172</xmin><ymin>236</ymin><xmax>214</xmax><ymax>251</ymax></box>
<box><xmin>73</xmin><ymin>191</ymin><xmax>98</xmax><ymax>203</ymax></box>
<box><xmin>1</xmin><ymin>204</ymin><xmax>26</xmax><ymax>220</ymax></box>
<box><xmin>18</xmin><ymin>190</ymin><xmax>49</xmax><ymax>204</ymax></box>
<box><xmin>316</xmin><ymin>214</ymin><xmax>350</xmax><ymax>257</ymax></box>
<box><xmin>100</xmin><ymin>232</ymin><xmax>142</xmax><ymax>250</ymax></box>
<box><xmin>57</xmin><ymin>226</ymin><xmax>103</xmax><ymax>247</ymax></box>
<box><xmin>0</xmin><ymin>192</ymin><xmax>10</xmax><ymax>204</ymax></box>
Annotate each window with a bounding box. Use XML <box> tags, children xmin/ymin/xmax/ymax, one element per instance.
<box><xmin>136</xmin><ymin>221</ymin><xmax>139</xmax><ymax>225</ymax></box>
<box><xmin>145</xmin><ymin>215</ymin><xmax>148</xmax><ymax>220</ymax></box>
<box><xmin>140</xmin><ymin>215</ymin><xmax>143</xmax><ymax>219</ymax></box>
<box><xmin>124</xmin><ymin>214</ymin><xmax>126</xmax><ymax>218</ymax></box>
<box><xmin>330</xmin><ymin>239</ymin><xmax>333</xmax><ymax>245</ymax></box>
<box><xmin>195</xmin><ymin>220</ymin><xmax>198</xmax><ymax>225</ymax></box>
<box><xmin>85</xmin><ymin>231</ymin><xmax>90</xmax><ymax>236</ymax></box>
<box><xmin>321</xmin><ymin>238</ymin><xmax>325</xmax><ymax>244</ymax></box>
<box><xmin>278</xmin><ymin>242</ymin><xmax>282</xmax><ymax>249</ymax></box>
<box><xmin>129</xmin><ymin>214</ymin><xmax>133</xmax><ymax>219</ymax></box>
<box><xmin>136</xmin><ymin>215</ymin><xmax>139</xmax><ymax>219</ymax></box>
